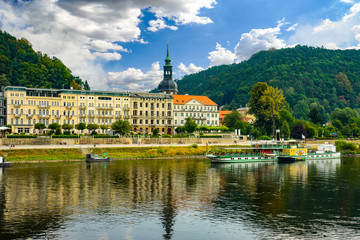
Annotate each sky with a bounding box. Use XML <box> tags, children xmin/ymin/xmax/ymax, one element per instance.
<box><xmin>1</xmin><ymin>0</ymin><xmax>360</xmax><ymax>91</ymax></box>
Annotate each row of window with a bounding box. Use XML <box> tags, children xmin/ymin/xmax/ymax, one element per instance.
<box><xmin>133</xmin><ymin>102</ymin><xmax>172</xmax><ymax>109</ymax></box>
<box><xmin>175</xmin><ymin>105</ymin><xmax>217</xmax><ymax>111</ymax></box>
<box><xmin>174</xmin><ymin>120</ymin><xmax>218</xmax><ymax>125</ymax></box>
<box><xmin>132</xmin><ymin>110</ymin><xmax>171</xmax><ymax>117</ymax></box>
<box><xmin>132</xmin><ymin>119</ymin><xmax>172</xmax><ymax>125</ymax></box>
<box><xmin>174</xmin><ymin>112</ymin><xmax>218</xmax><ymax>118</ymax></box>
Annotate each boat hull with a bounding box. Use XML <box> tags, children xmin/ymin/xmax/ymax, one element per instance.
<box><xmin>86</xmin><ymin>154</ymin><xmax>112</xmax><ymax>163</ymax></box>
<box><xmin>206</xmin><ymin>154</ymin><xmax>277</xmax><ymax>163</ymax></box>
<box><xmin>0</xmin><ymin>162</ymin><xmax>13</xmax><ymax>167</ymax></box>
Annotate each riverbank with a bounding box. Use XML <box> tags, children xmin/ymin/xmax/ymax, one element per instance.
<box><xmin>0</xmin><ymin>144</ymin><xmax>217</xmax><ymax>162</ymax></box>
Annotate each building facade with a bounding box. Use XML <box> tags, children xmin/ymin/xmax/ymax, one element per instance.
<box><xmin>3</xmin><ymin>86</ymin><xmax>174</xmax><ymax>134</ymax></box>
<box><xmin>173</xmin><ymin>95</ymin><xmax>219</xmax><ymax>127</ymax></box>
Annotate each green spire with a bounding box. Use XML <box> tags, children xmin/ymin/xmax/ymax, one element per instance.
<box><xmin>165</xmin><ymin>43</ymin><xmax>171</xmax><ymax>65</ymax></box>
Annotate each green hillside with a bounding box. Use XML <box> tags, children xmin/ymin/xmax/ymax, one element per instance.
<box><xmin>0</xmin><ymin>30</ymin><xmax>86</xmax><ymax>89</ymax></box>
<box><xmin>177</xmin><ymin>45</ymin><xmax>360</xmax><ymax>114</ymax></box>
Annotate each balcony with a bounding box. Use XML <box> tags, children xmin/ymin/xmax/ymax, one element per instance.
<box><xmin>38</xmin><ymin>104</ymin><xmax>50</xmax><ymax>109</ymax></box>
<box><xmin>38</xmin><ymin>114</ymin><xmax>50</xmax><ymax>119</ymax></box>
<box><xmin>26</xmin><ymin>114</ymin><xmax>32</xmax><ymax>118</ymax></box>
<box><xmin>123</xmin><ymin>106</ymin><xmax>130</xmax><ymax>110</ymax></box>
<box><xmin>65</xmin><ymin>105</ymin><xmax>72</xmax><ymax>110</ymax></box>
<box><xmin>97</xmin><ymin>114</ymin><xmax>113</xmax><ymax>118</ymax></box>
<box><xmin>65</xmin><ymin>115</ymin><xmax>72</xmax><ymax>118</ymax></box>
<box><xmin>14</xmin><ymin>113</ymin><xmax>21</xmax><ymax>118</ymax></box>
<box><xmin>79</xmin><ymin>105</ymin><xmax>86</xmax><ymax>109</ymax></box>
<box><xmin>79</xmin><ymin>113</ymin><xmax>86</xmax><ymax>117</ymax></box>
<box><xmin>115</xmin><ymin>115</ymin><xmax>122</xmax><ymax>119</ymax></box>
<box><xmin>96</xmin><ymin>106</ymin><xmax>113</xmax><ymax>110</ymax></box>
<box><xmin>124</xmin><ymin>115</ymin><xmax>130</xmax><ymax>119</ymax></box>
<box><xmin>88</xmin><ymin>114</ymin><xmax>95</xmax><ymax>118</ymax></box>
<box><xmin>13</xmin><ymin>104</ymin><xmax>21</xmax><ymax>108</ymax></box>
<box><xmin>55</xmin><ymin>115</ymin><xmax>61</xmax><ymax>119</ymax></box>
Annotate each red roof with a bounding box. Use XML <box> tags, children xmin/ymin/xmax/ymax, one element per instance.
<box><xmin>173</xmin><ymin>95</ymin><xmax>217</xmax><ymax>106</ymax></box>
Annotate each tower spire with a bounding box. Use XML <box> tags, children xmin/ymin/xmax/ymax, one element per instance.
<box><xmin>157</xmin><ymin>43</ymin><xmax>177</xmax><ymax>94</ymax></box>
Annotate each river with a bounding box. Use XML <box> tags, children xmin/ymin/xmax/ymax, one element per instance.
<box><xmin>0</xmin><ymin>157</ymin><xmax>359</xmax><ymax>239</ymax></box>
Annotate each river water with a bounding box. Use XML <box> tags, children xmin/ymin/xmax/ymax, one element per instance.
<box><xmin>0</xmin><ymin>157</ymin><xmax>359</xmax><ymax>240</ymax></box>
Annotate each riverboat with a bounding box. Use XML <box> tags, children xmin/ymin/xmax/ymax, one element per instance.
<box><xmin>86</xmin><ymin>154</ymin><xmax>112</xmax><ymax>163</ymax></box>
<box><xmin>278</xmin><ymin>142</ymin><xmax>340</xmax><ymax>163</ymax></box>
<box><xmin>0</xmin><ymin>156</ymin><xmax>12</xmax><ymax>167</ymax></box>
<box><xmin>206</xmin><ymin>141</ymin><xmax>284</xmax><ymax>163</ymax></box>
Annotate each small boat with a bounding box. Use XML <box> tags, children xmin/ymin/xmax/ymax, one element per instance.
<box><xmin>86</xmin><ymin>154</ymin><xmax>112</xmax><ymax>163</ymax></box>
<box><xmin>0</xmin><ymin>156</ymin><xmax>12</xmax><ymax>167</ymax></box>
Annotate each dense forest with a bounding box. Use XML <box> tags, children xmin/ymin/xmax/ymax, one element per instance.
<box><xmin>0</xmin><ymin>30</ymin><xmax>88</xmax><ymax>90</ymax></box>
<box><xmin>177</xmin><ymin>45</ymin><xmax>360</xmax><ymax>118</ymax></box>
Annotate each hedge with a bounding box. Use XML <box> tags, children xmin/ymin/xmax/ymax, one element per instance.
<box><xmin>7</xmin><ymin>135</ymin><xmax>37</xmax><ymax>138</ymax></box>
<box><xmin>200</xmin><ymin>135</ymin><xmax>222</xmax><ymax>138</ymax></box>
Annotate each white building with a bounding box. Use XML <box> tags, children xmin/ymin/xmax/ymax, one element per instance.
<box><xmin>173</xmin><ymin>95</ymin><xmax>219</xmax><ymax>127</ymax></box>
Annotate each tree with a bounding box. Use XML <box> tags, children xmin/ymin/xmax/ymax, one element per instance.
<box><xmin>308</xmin><ymin>105</ymin><xmax>323</xmax><ymax>124</ymax></box>
<box><xmin>48</xmin><ymin>122</ymin><xmax>61</xmax><ymax>130</ymax></box>
<box><xmin>222</xmin><ymin>110</ymin><xmax>242</xmax><ymax>130</ymax></box>
<box><xmin>153</xmin><ymin>128</ymin><xmax>159</xmax><ymax>137</ymax></box>
<box><xmin>111</xmin><ymin>120</ymin><xmax>131</xmax><ymax>136</ymax></box>
<box><xmin>34</xmin><ymin>123</ymin><xmax>46</xmax><ymax>134</ymax></box>
<box><xmin>62</xmin><ymin>123</ymin><xmax>73</xmax><ymax>135</ymax></box>
<box><xmin>175</xmin><ymin>126</ymin><xmax>186</xmax><ymax>134</ymax></box>
<box><xmin>258</xmin><ymin>86</ymin><xmax>286</xmax><ymax>136</ymax></box>
<box><xmin>280</xmin><ymin>120</ymin><xmax>290</xmax><ymax>138</ymax></box>
<box><xmin>70</xmin><ymin>79</ymin><xmax>82</xmax><ymax>90</ymax></box>
<box><xmin>87</xmin><ymin>123</ymin><xmax>99</xmax><ymax>135</ymax></box>
<box><xmin>84</xmin><ymin>80</ymin><xmax>90</xmax><ymax>90</ymax></box>
<box><xmin>290</xmin><ymin>123</ymin><xmax>308</xmax><ymax>140</ymax></box>
<box><xmin>293</xmin><ymin>100</ymin><xmax>310</xmax><ymax>120</ymax></box>
<box><xmin>248</xmin><ymin>82</ymin><xmax>269</xmax><ymax>126</ymax></box>
<box><xmin>75</xmin><ymin>122</ymin><xmax>86</xmax><ymax>132</ymax></box>
<box><xmin>184</xmin><ymin>117</ymin><xmax>197</xmax><ymax>134</ymax></box>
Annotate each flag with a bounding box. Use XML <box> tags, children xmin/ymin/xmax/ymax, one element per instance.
<box><xmin>302</xmin><ymin>134</ymin><xmax>305</xmax><ymax>139</ymax></box>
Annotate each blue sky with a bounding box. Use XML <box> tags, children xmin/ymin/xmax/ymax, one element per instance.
<box><xmin>1</xmin><ymin>0</ymin><xmax>360</xmax><ymax>91</ymax></box>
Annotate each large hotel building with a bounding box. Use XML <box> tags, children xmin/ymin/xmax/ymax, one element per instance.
<box><xmin>1</xmin><ymin>46</ymin><xmax>219</xmax><ymax>134</ymax></box>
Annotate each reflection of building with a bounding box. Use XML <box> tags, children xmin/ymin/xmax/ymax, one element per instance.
<box><xmin>173</xmin><ymin>95</ymin><xmax>219</xmax><ymax>127</ymax></box>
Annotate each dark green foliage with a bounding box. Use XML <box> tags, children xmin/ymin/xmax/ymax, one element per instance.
<box><xmin>335</xmin><ymin>140</ymin><xmax>357</xmax><ymax>152</ymax></box>
<box><xmin>222</xmin><ymin>110</ymin><xmax>242</xmax><ymax>130</ymax></box>
<box><xmin>111</xmin><ymin>120</ymin><xmax>131</xmax><ymax>136</ymax></box>
<box><xmin>184</xmin><ymin>117</ymin><xmax>197</xmax><ymax>133</ymax></box>
<box><xmin>0</xmin><ymin>31</ymin><xmax>84</xmax><ymax>89</ymax></box>
<box><xmin>290</xmin><ymin>123</ymin><xmax>308</xmax><ymax>139</ymax></box>
<box><xmin>175</xmin><ymin>126</ymin><xmax>186</xmax><ymax>134</ymax></box>
<box><xmin>308</xmin><ymin>106</ymin><xmax>323</xmax><ymax>124</ymax></box>
<box><xmin>177</xmin><ymin>45</ymin><xmax>360</xmax><ymax>114</ymax></box>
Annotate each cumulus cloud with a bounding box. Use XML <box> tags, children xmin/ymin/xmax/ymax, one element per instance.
<box><xmin>0</xmin><ymin>0</ymin><xmax>215</xmax><ymax>90</ymax></box>
<box><xmin>178</xmin><ymin>63</ymin><xmax>204</xmax><ymax>75</ymax></box>
<box><xmin>340</xmin><ymin>0</ymin><xmax>354</xmax><ymax>3</ymax></box>
<box><xmin>289</xmin><ymin>2</ymin><xmax>360</xmax><ymax>49</ymax></box>
<box><xmin>234</xmin><ymin>20</ymin><xmax>287</xmax><ymax>62</ymax></box>
<box><xmin>208</xmin><ymin>43</ymin><xmax>236</xmax><ymax>66</ymax></box>
<box><xmin>107</xmin><ymin>62</ymin><xmax>162</xmax><ymax>91</ymax></box>
<box><xmin>147</xmin><ymin>18</ymin><xmax>178</xmax><ymax>32</ymax></box>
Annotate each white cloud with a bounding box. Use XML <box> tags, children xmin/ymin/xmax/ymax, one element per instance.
<box><xmin>107</xmin><ymin>62</ymin><xmax>162</xmax><ymax>91</ymax></box>
<box><xmin>0</xmin><ymin>0</ymin><xmax>215</xmax><ymax>91</ymax></box>
<box><xmin>286</xmin><ymin>23</ymin><xmax>298</xmax><ymax>32</ymax></box>
<box><xmin>89</xmin><ymin>40</ymin><xmax>128</xmax><ymax>53</ymax></box>
<box><xmin>208</xmin><ymin>43</ymin><xmax>236</xmax><ymax>66</ymax></box>
<box><xmin>234</xmin><ymin>20</ymin><xmax>287</xmax><ymax>62</ymax></box>
<box><xmin>340</xmin><ymin>0</ymin><xmax>354</xmax><ymax>4</ymax></box>
<box><xmin>93</xmin><ymin>52</ymin><xmax>122</xmax><ymax>61</ymax></box>
<box><xmin>147</xmin><ymin>18</ymin><xmax>179</xmax><ymax>32</ymax></box>
<box><xmin>178</xmin><ymin>63</ymin><xmax>204</xmax><ymax>75</ymax></box>
<box><xmin>289</xmin><ymin>2</ymin><xmax>360</xmax><ymax>49</ymax></box>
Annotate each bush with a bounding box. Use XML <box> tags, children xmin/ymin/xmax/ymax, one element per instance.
<box><xmin>7</xmin><ymin>135</ymin><xmax>37</xmax><ymax>138</ymax></box>
<box><xmin>162</xmin><ymin>134</ymin><xmax>172</xmax><ymax>138</ymax></box>
<box><xmin>157</xmin><ymin>147</ymin><xmax>165</xmax><ymax>154</ymax></box>
<box><xmin>259</xmin><ymin>135</ymin><xmax>272</xmax><ymax>140</ymax></box>
<box><xmin>200</xmin><ymin>135</ymin><xmax>222</xmax><ymax>138</ymax></box>
<box><xmin>52</xmin><ymin>135</ymin><xmax>79</xmax><ymax>138</ymax></box>
<box><xmin>335</xmin><ymin>140</ymin><xmax>357</xmax><ymax>152</ymax></box>
<box><xmin>94</xmin><ymin>135</ymin><xmax>118</xmax><ymax>138</ymax></box>
<box><xmin>190</xmin><ymin>144</ymin><xmax>198</xmax><ymax>148</ymax></box>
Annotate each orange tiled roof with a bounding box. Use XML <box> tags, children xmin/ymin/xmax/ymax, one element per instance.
<box><xmin>219</xmin><ymin>110</ymin><xmax>233</xmax><ymax>119</ymax></box>
<box><xmin>173</xmin><ymin>95</ymin><xmax>217</xmax><ymax>106</ymax></box>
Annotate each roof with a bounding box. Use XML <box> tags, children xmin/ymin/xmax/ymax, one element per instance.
<box><xmin>173</xmin><ymin>95</ymin><xmax>217</xmax><ymax>106</ymax></box>
<box><xmin>219</xmin><ymin>110</ymin><xmax>233</xmax><ymax>119</ymax></box>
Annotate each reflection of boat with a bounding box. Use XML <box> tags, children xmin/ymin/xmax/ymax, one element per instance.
<box><xmin>86</xmin><ymin>154</ymin><xmax>112</xmax><ymax>163</ymax></box>
<box><xmin>0</xmin><ymin>156</ymin><xmax>12</xmax><ymax>167</ymax></box>
<box><xmin>206</xmin><ymin>141</ymin><xmax>283</xmax><ymax>163</ymax></box>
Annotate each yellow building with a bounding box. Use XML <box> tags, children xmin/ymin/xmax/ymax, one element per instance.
<box><xmin>3</xmin><ymin>86</ymin><xmax>174</xmax><ymax>134</ymax></box>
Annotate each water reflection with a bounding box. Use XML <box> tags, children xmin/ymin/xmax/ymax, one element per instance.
<box><xmin>0</xmin><ymin>158</ymin><xmax>360</xmax><ymax>239</ymax></box>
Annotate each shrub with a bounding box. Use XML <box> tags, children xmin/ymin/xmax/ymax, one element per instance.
<box><xmin>7</xmin><ymin>135</ymin><xmax>37</xmax><ymax>138</ymax></box>
<box><xmin>335</xmin><ymin>140</ymin><xmax>357</xmax><ymax>152</ymax></box>
<box><xmin>200</xmin><ymin>135</ymin><xmax>222</xmax><ymax>138</ymax></box>
<box><xmin>190</xmin><ymin>144</ymin><xmax>198</xmax><ymax>148</ymax></box>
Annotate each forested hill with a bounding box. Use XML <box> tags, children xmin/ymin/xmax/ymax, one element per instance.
<box><xmin>0</xmin><ymin>30</ymin><xmax>86</xmax><ymax>89</ymax></box>
<box><xmin>177</xmin><ymin>45</ymin><xmax>360</xmax><ymax>115</ymax></box>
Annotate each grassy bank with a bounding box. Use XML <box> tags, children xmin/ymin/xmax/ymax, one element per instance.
<box><xmin>1</xmin><ymin>145</ymin><xmax>217</xmax><ymax>162</ymax></box>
